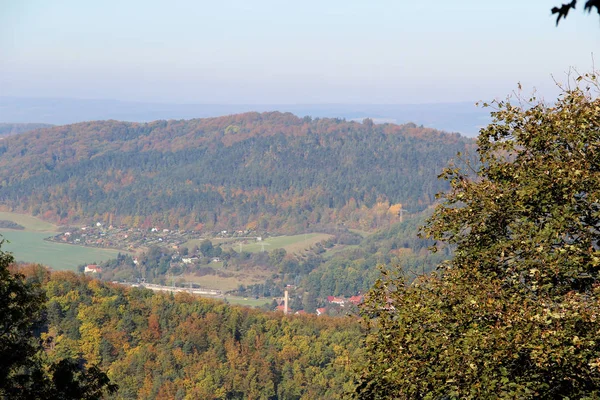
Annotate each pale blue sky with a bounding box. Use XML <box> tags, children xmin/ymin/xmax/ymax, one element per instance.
<box><xmin>0</xmin><ymin>0</ymin><xmax>598</xmax><ymax>104</ymax></box>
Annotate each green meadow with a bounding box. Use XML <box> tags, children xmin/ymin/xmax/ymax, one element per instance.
<box><xmin>222</xmin><ymin>233</ymin><xmax>333</xmax><ymax>254</ymax></box>
<box><xmin>0</xmin><ymin>230</ymin><xmax>122</xmax><ymax>271</ymax></box>
<box><xmin>182</xmin><ymin>269</ymin><xmax>271</xmax><ymax>292</ymax></box>
<box><xmin>0</xmin><ymin>212</ymin><xmax>121</xmax><ymax>271</ymax></box>
<box><xmin>223</xmin><ymin>296</ymin><xmax>272</xmax><ymax>307</ymax></box>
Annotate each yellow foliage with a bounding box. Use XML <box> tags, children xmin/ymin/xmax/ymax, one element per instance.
<box><xmin>388</xmin><ymin>203</ymin><xmax>403</xmax><ymax>215</ymax></box>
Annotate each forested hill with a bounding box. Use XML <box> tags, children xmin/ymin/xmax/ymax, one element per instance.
<box><xmin>21</xmin><ymin>266</ymin><xmax>363</xmax><ymax>399</ymax></box>
<box><xmin>0</xmin><ymin>112</ymin><xmax>472</xmax><ymax>231</ymax></box>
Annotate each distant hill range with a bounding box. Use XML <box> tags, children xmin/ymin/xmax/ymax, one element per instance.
<box><xmin>0</xmin><ymin>112</ymin><xmax>473</xmax><ymax>232</ymax></box>
<box><xmin>0</xmin><ymin>97</ymin><xmax>489</xmax><ymax>137</ymax></box>
<box><xmin>0</xmin><ymin>123</ymin><xmax>54</xmax><ymax>137</ymax></box>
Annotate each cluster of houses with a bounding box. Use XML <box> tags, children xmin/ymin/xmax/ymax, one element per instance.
<box><xmin>49</xmin><ymin>224</ymin><xmax>263</xmax><ymax>254</ymax></box>
<box><xmin>315</xmin><ymin>295</ymin><xmax>364</xmax><ymax>316</ymax></box>
<box><xmin>181</xmin><ymin>256</ymin><xmax>221</xmax><ymax>264</ymax></box>
<box><xmin>48</xmin><ymin>224</ymin><xmax>197</xmax><ymax>251</ymax></box>
<box><xmin>326</xmin><ymin>295</ymin><xmax>363</xmax><ymax>306</ymax></box>
<box><xmin>275</xmin><ymin>294</ymin><xmax>365</xmax><ymax>316</ymax></box>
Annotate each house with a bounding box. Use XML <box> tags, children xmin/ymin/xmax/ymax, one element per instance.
<box><xmin>316</xmin><ymin>308</ymin><xmax>327</xmax><ymax>316</ymax></box>
<box><xmin>84</xmin><ymin>265</ymin><xmax>102</xmax><ymax>274</ymax></box>
<box><xmin>276</xmin><ymin>304</ymin><xmax>291</xmax><ymax>313</ymax></box>
<box><xmin>348</xmin><ymin>295</ymin><xmax>364</xmax><ymax>305</ymax></box>
<box><xmin>211</xmin><ymin>257</ymin><xmax>221</xmax><ymax>263</ymax></box>
<box><xmin>294</xmin><ymin>310</ymin><xmax>306</xmax><ymax>315</ymax></box>
<box><xmin>326</xmin><ymin>296</ymin><xmax>345</xmax><ymax>306</ymax></box>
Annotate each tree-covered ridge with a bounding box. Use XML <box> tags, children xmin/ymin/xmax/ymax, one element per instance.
<box><xmin>38</xmin><ymin>269</ymin><xmax>363</xmax><ymax>399</ymax></box>
<box><xmin>0</xmin><ymin>113</ymin><xmax>471</xmax><ymax>231</ymax></box>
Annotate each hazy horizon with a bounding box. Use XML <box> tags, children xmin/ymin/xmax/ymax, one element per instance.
<box><xmin>2</xmin><ymin>1</ymin><xmax>598</xmax><ymax>106</ymax></box>
<box><xmin>0</xmin><ymin>96</ymin><xmax>491</xmax><ymax>136</ymax></box>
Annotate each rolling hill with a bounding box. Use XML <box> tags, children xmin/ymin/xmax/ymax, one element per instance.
<box><xmin>0</xmin><ymin>112</ymin><xmax>472</xmax><ymax>233</ymax></box>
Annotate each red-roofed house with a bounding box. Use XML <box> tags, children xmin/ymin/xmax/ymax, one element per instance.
<box><xmin>84</xmin><ymin>265</ymin><xmax>102</xmax><ymax>274</ymax></box>
<box><xmin>348</xmin><ymin>295</ymin><xmax>364</xmax><ymax>305</ymax></box>
<box><xmin>326</xmin><ymin>296</ymin><xmax>345</xmax><ymax>306</ymax></box>
<box><xmin>316</xmin><ymin>307</ymin><xmax>327</xmax><ymax>316</ymax></box>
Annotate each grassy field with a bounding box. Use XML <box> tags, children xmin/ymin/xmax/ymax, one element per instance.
<box><xmin>0</xmin><ymin>211</ymin><xmax>121</xmax><ymax>271</ymax></box>
<box><xmin>226</xmin><ymin>233</ymin><xmax>333</xmax><ymax>254</ymax></box>
<box><xmin>0</xmin><ymin>211</ymin><xmax>58</xmax><ymax>232</ymax></box>
<box><xmin>0</xmin><ymin>229</ymin><xmax>122</xmax><ymax>271</ymax></box>
<box><xmin>181</xmin><ymin>271</ymin><xmax>270</xmax><ymax>292</ymax></box>
<box><xmin>223</xmin><ymin>296</ymin><xmax>272</xmax><ymax>307</ymax></box>
<box><xmin>187</xmin><ymin>233</ymin><xmax>333</xmax><ymax>255</ymax></box>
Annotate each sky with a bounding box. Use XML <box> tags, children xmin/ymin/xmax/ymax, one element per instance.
<box><xmin>0</xmin><ymin>0</ymin><xmax>598</xmax><ymax>104</ymax></box>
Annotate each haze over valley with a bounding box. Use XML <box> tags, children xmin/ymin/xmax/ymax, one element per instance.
<box><xmin>0</xmin><ymin>97</ymin><xmax>490</xmax><ymax>137</ymax></box>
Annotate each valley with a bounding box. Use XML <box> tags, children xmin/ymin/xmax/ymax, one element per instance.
<box><xmin>0</xmin><ymin>114</ymin><xmax>460</xmax><ymax>308</ymax></box>
<box><xmin>2</xmin><ymin>2</ymin><xmax>593</xmax><ymax>398</ymax></box>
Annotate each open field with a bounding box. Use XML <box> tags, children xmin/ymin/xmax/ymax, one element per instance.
<box><xmin>0</xmin><ymin>229</ymin><xmax>122</xmax><ymax>271</ymax></box>
<box><xmin>186</xmin><ymin>233</ymin><xmax>332</xmax><ymax>255</ymax></box>
<box><xmin>217</xmin><ymin>233</ymin><xmax>333</xmax><ymax>254</ymax></box>
<box><xmin>182</xmin><ymin>272</ymin><xmax>269</xmax><ymax>292</ymax></box>
<box><xmin>182</xmin><ymin>273</ymin><xmax>268</xmax><ymax>292</ymax></box>
<box><xmin>0</xmin><ymin>211</ymin><xmax>58</xmax><ymax>232</ymax></box>
<box><xmin>183</xmin><ymin>238</ymin><xmax>218</xmax><ymax>249</ymax></box>
<box><xmin>223</xmin><ymin>296</ymin><xmax>272</xmax><ymax>307</ymax></box>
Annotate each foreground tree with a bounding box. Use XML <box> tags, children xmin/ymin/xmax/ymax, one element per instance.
<box><xmin>0</xmin><ymin>241</ymin><xmax>117</xmax><ymax>399</ymax></box>
<box><xmin>355</xmin><ymin>75</ymin><xmax>600</xmax><ymax>398</ymax></box>
<box><xmin>552</xmin><ymin>1</ymin><xmax>600</xmax><ymax>25</ymax></box>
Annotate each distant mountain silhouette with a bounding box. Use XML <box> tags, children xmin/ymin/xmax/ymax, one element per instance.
<box><xmin>0</xmin><ymin>97</ymin><xmax>489</xmax><ymax>137</ymax></box>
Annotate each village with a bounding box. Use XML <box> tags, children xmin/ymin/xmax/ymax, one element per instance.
<box><xmin>46</xmin><ymin>222</ymin><xmax>256</xmax><ymax>253</ymax></box>
<box><xmin>52</xmin><ymin>223</ymin><xmax>366</xmax><ymax>316</ymax></box>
